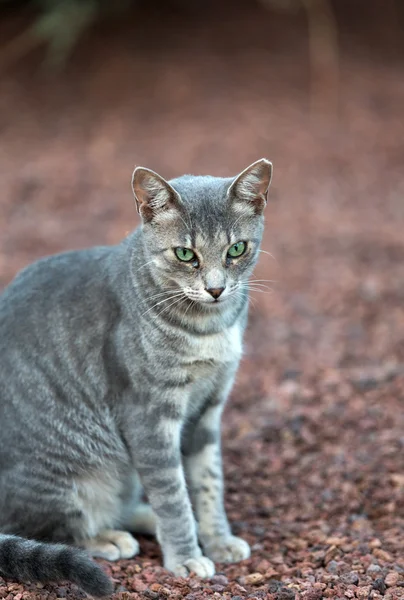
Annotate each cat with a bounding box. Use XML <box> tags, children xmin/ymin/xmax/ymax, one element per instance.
<box><xmin>0</xmin><ymin>158</ymin><xmax>272</xmax><ymax>596</ymax></box>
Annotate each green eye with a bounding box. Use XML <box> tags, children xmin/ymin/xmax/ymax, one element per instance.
<box><xmin>175</xmin><ymin>247</ymin><xmax>195</xmax><ymax>262</ymax></box>
<box><xmin>228</xmin><ymin>241</ymin><xmax>246</xmax><ymax>258</ymax></box>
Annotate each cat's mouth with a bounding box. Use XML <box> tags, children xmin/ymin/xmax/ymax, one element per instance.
<box><xmin>182</xmin><ymin>291</ymin><xmax>231</xmax><ymax>307</ymax></box>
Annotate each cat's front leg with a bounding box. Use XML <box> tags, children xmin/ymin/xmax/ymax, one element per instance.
<box><xmin>182</xmin><ymin>393</ymin><xmax>250</xmax><ymax>565</ymax></box>
<box><xmin>133</xmin><ymin>408</ymin><xmax>215</xmax><ymax>578</ymax></box>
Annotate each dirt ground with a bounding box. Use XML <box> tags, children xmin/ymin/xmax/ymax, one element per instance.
<box><xmin>0</xmin><ymin>2</ymin><xmax>404</xmax><ymax>599</ymax></box>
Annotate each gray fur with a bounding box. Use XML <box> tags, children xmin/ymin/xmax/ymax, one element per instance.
<box><xmin>0</xmin><ymin>159</ymin><xmax>272</xmax><ymax>593</ymax></box>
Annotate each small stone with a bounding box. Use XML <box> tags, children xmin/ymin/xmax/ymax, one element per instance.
<box><xmin>341</xmin><ymin>573</ymin><xmax>359</xmax><ymax>585</ymax></box>
<box><xmin>267</xmin><ymin>580</ymin><xmax>283</xmax><ymax>593</ymax></box>
<box><xmin>326</xmin><ymin>537</ymin><xmax>346</xmax><ymax>547</ymax></box>
<box><xmin>373</xmin><ymin>548</ymin><xmax>393</xmax><ymax>562</ymax></box>
<box><xmin>149</xmin><ymin>584</ymin><xmax>171</xmax><ymax>596</ymax></box>
<box><xmin>211</xmin><ymin>584</ymin><xmax>225</xmax><ymax>592</ymax></box>
<box><xmin>344</xmin><ymin>590</ymin><xmax>355</xmax><ymax>599</ymax></box>
<box><xmin>327</xmin><ymin>560</ymin><xmax>340</xmax><ymax>574</ymax></box>
<box><xmin>367</xmin><ymin>564</ymin><xmax>383</xmax><ymax>578</ymax></box>
<box><xmin>265</xmin><ymin>567</ymin><xmax>281</xmax><ymax>579</ymax></box>
<box><xmin>255</xmin><ymin>559</ymin><xmax>272</xmax><ymax>573</ymax></box>
<box><xmin>231</xmin><ymin>597</ymin><xmax>244</xmax><ymax>600</ymax></box>
<box><xmin>278</xmin><ymin>380</ymin><xmax>300</xmax><ymax>398</ymax></box>
<box><xmin>304</xmin><ymin>590</ymin><xmax>323</xmax><ymax>600</ymax></box>
<box><xmin>211</xmin><ymin>574</ymin><xmax>229</xmax><ymax>586</ymax></box>
<box><xmin>130</xmin><ymin>579</ymin><xmax>148</xmax><ymax>592</ymax></box>
<box><xmin>385</xmin><ymin>571</ymin><xmax>400</xmax><ymax>587</ymax></box>
<box><xmin>356</xmin><ymin>586</ymin><xmax>371</xmax><ymax>599</ymax></box>
<box><xmin>241</xmin><ymin>573</ymin><xmax>265</xmax><ymax>585</ymax></box>
<box><xmin>373</xmin><ymin>578</ymin><xmax>387</xmax><ymax>594</ymax></box>
<box><xmin>276</xmin><ymin>588</ymin><xmax>296</xmax><ymax>600</ymax></box>
<box><xmin>324</xmin><ymin>545</ymin><xmax>339</xmax><ymax>564</ymax></box>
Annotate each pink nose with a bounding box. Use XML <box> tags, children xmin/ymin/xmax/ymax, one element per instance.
<box><xmin>206</xmin><ymin>287</ymin><xmax>225</xmax><ymax>299</ymax></box>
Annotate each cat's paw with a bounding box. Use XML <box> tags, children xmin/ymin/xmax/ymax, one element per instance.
<box><xmin>83</xmin><ymin>530</ymin><xmax>140</xmax><ymax>560</ymax></box>
<box><xmin>167</xmin><ymin>556</ymin><xmax>215</xmax><ymax>578</ymax></box>
<box><xmin>202</xmin><ymin>535</ymin><xmax>251</xmax><ymax>564</ymax></box>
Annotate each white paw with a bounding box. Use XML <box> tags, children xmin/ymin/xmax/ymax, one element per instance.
<box><xmin>202</xmin><ymin>535</ymin><xmax>251</xmax><ymax>563</ymax></box>
<box><xmin>84</xmin><ymin>530</ymin><xmax>140</xmax><ymax>560</ymax></box>
<box><xmin>169</xmin><ymin>556</ymin><xmax>215</xmax><ymax>578</ymax></box>
<box><xmin>108</xmin><ymin>530</ymin><xmax>140</xmax><ymax>559</ymax></box>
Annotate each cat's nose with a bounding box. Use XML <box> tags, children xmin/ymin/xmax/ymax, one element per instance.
<box><xmin>206</xmin><ymin>287</ymin><xmax>225</xmax><ymax>299</ymax></box>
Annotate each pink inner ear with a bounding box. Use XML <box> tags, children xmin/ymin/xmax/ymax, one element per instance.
<box><xmin>230</xmin><ymin>160</ymin><xmax>272</xmax><ymax>204</ymax></box>
<box><xmin>132</xmin><ymin>169</ymin><xmax>181</xmax><ymax>223</ymax></box>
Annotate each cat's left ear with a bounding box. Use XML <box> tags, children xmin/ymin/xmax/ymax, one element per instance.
<box><xmin>132</xmin><ymin>167</ymin><xmax>181</xmax><ymax>223</ymax></box>
<box><xmin>227</xmin><ymin>158</ymin><xmax>273</xmax><ymax>214</ymax></box>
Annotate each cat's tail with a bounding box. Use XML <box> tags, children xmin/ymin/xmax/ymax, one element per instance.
<box><xmin>0</xmin><ymin>534</ymin><xmax>113</xmax><ymax>597</ymax></box>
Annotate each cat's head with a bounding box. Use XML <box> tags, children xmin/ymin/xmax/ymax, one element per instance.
<box><xmin>131</xmin><ymin>159</ymin><xmax>272</xmax><ymax>308</ymax></box>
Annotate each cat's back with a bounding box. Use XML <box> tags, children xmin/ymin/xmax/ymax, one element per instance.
<box><xmin>0</xmin><ymin>244</ymin><xmax>127</xmax><ymax>366</ymax></box>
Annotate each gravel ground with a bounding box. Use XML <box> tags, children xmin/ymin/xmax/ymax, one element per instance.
<box><xmin>1</xmin><ymin>2</ymin><xmax>403</xmax><ymax>599</ymax></box>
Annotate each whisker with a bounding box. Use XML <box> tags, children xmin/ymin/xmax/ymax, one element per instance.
<box><xmin>132</xmin><ymin>258</ymin><xmax>156</xmax><ymax>274</ymax></box>
<box><xmin>156</xmin><ymin>295</ymin><xmax>187</xmax><ymax>319</ymax></box>
<box><xmin>238</xmin><ymin>283</ymin><xmax>274</xmax><ymax>295</ymax></box>
<box><xmin>179</xmin><ymin>297</ymin><xmax>195</xmax><ymax>327</ymax></box>
<box><xmin>248</xmin><ymin>279</ymin><xmax>277</xmax><ymax>284</ymax></box>
<box><xmin>244</xmin><ymin>282</ymin><xmax>273</xmax><ymax>289</ymax></box>
<box><xmin>258</xmin><ymin>249</ymin><xmax>277</xmax><ymax>262</ymax></box>
<box><xmin>240</xmin><ymin>282</ymin><xmax>273</xmax><ymax>290</ymax></box>
<box><xmin>228</xmin><ymin>212</ymin><xmax>248</xmax><ymax>232</ymax></box>
<box><xmin>177</xmin><ymin>212</ymin><xmax>192</xmax><ymax>233</ymax></box>
<box><xmin>234</xmin><ymin>290</ymin><xmax>257</xmax><ymax>310</ymax></box>
<box><xmin>141</xmin><ymin>292</ymin><xmax>185</xmax><ymax>317</ymax></box>
<box><xmin>146</xmin><ymin>289</ymin><xmax>183</xmax><ymax>301</ymax></box>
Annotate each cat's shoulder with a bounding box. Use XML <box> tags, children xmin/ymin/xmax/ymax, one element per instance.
<box><xmin>3</xmin><ymin>246</ymin><xmax>111</xmax><ymax>293</ymax></box>
<box><xmin>0</xmin><ymin>245</ymin><xmax>121</xmax><ymax>319</ymax></box>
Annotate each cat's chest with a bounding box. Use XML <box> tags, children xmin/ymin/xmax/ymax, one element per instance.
<box><xmin>181</xmin><ymin>322</ymin><xmax>243</xmax><ymax>368</ymax></box>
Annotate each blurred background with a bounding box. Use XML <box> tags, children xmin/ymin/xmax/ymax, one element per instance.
<box><xmin>1</xmin><ymin>2</ymin><xmax>404</xmax><ymax>593</ymax></box>
<box><xmin>1</xmin><ymin>0</ymin><xmax>404</xmax><ymax>376</ymax></box>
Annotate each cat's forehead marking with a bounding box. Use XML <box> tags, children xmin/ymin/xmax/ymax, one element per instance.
<box><xmin>194</xmin><ymin>229</ymin><xmax>227</xmax><ymax>249</ymax></box>
<box><xmin>232</xmin><ymin>202</ymin><xmax>255</xmax><ymax>218</ymax></box>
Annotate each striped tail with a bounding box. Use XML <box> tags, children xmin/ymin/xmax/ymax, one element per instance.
<box><xmin>0</xmin><ymin>534</ymin><xmax>113</xmax><ymax>597</ymax></box>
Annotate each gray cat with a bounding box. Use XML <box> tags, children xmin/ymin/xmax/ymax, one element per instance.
<box><xmin>0</xmin><ymin>158</ymin><xmax>272</xmax><ymax>596</ymax></box>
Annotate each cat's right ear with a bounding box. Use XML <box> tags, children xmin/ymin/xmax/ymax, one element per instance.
<box><xmin>131</xmin><ymin>167</ymin><xmax>181</xmax><ymax>223</ymax></box>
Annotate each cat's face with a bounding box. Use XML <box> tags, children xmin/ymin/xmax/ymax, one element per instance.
<box><xmin>132</xmin><ymin>159</ymin><xmax>272</xmax><ymax>308</ymax></box>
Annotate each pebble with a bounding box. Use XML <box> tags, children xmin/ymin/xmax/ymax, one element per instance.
<box><xmin>384</xmin><ymin>571</ymin><xmax>400</xmax><ymax>587</ymax></box>
<box><xmin>356</xmin><ymin>586</ymin><xmax>371</xmax><ymax>598</ymax></box>
<box><xmin>327</xmin><ymin>560</ymin><xmax>340</xmax><ymax>574</ymax></box>
<box><xmin>240</xmin><ymin>573</ymin><xmax>265</xmax><ymax>585</ymax></box>
<box><xmin>373</xmin><ymin>548</ymin><xmax>393</xmax><ymax>562</ymax></box>
<box><xmin>340</xmin><ymin>572</ymin><xmax>359</xmax><ymax>585</ymax></box>
<box><xmin>276</xmin><ymin>588</ymin><xmax>296</xmax><ymax>600</ymax></box>
<box><xmin>211</xmin><ymin>574</ymin><xmax>229</xmax><ymax>586</ymax></box>
<box><xmin>210</xmin><ymin>584</ymin><xmax>225</xmax><ymax>592</ymax></box>
<box><xmin>373</xmin><ymin>578</ymin><xmax>387</xmax><ymax>594</ymax></box>
<box><xmin>367</xmin><ymin>564</ymin><xmax>383</xmax><ymax>578</ymax></box>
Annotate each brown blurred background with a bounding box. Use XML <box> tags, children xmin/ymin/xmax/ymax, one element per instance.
<box><xmin>1</xmin><ymin>0</ymin><xmax>404</xmax><ymax>377</ymax></box>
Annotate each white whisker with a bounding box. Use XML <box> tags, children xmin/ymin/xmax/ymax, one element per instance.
<box><xmin>141</xmin><ymin>292</ymin><xmax>185</xmax><ymax>317</ymax></box>
<box><xmin>258</xmin><ymin>249</ymin><xmax>277</xmax><ymax>262</ymax></box>
<box><xmin>156</xmin><ymin>295</ymin><xmax>187</xmax><ymax>320</ymax></box>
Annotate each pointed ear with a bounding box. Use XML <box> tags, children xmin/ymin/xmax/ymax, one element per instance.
<box><xmin>131</xmin><ymin>167</ymin><xmax>181</xmax><ymax>223</ymax></box>
<box><xmin>227</xmin><ymin>158</ymin><xmax>273</xmax><ymax>214</ymax></box>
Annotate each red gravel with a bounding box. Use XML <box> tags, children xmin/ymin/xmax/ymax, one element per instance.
<box><xmin>1</xmin><ymin>2</ymin><xmax>403</xmax><ymax>599</ymax></box>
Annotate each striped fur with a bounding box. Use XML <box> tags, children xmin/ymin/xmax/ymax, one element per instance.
<box><xmin>0</xmin><ymin>159</ymin><xmax>272</xmax><ymax>593</ymax></box>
